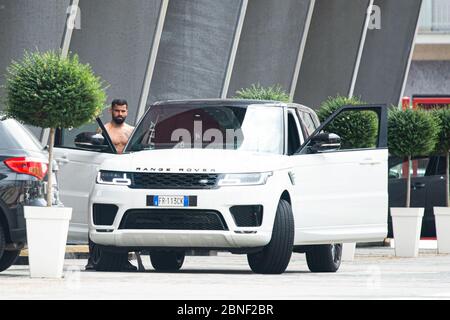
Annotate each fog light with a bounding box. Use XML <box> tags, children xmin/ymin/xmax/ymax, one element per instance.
<box><xmin>230</xmin><ymin>205</ymin><xmax>263</xmax><ymax>227</ymax></box>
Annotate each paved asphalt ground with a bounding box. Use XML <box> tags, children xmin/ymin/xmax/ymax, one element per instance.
<box><xmin>0</xmin><ymin>247</ymin><xmax>449</xmax><ymax>300</ymax></box>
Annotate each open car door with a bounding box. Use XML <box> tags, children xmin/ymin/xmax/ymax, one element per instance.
<box><xmin>291</xmin><ymin>105</ymin><xmax>388</xmax><ymax>244</ymax></box>
<box><xmin>53</xmin><ymin>118</ymin><xmax>118</xmax><ymax>243</ymax></box>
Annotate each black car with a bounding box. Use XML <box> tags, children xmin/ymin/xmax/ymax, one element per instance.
<box><xmin>388</xmin><ymin>155</ymin><xmax>447</xmax><ymax>238</ymax></box>
<box><xmin>0</xmin><ymin>116</ymin><xmax>48</xmax><ymax>272</ymax></box>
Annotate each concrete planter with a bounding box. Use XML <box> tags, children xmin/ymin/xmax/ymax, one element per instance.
<box><xmin>341</xmin><ymin>243</ymin><xmax>356</xmax><ymax>261</ymax></box>
<box><xmin>24</xmin><ymin>206</ymin><xmax>72</xmax><ymax>278</ymax></box>
<box><xmin>391</xmin><ymin>208</ymin><xmax>424</xmax><ymax>257</ymax></box>
<box><xmin>434</xmin><ymin>207</ymin><xmax>450</xmax><ymax>254</ymax></box>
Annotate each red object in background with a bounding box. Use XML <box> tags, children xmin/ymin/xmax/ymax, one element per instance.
<box><xmin>401</xmin><ymin>97</ymin><xmax>411</xmax><ymax>178</ymax></box>
<box><xmin>411</xmin><ymin>95</ymin><xmax>450</xmax><ymax>110</ymax></box>
<box><xmin>401</xmin><ymin>160</ymin><xmax>417</xmax><ymax>179</ymax></box>
<box><xmin>402</xmin><ymin>96</ymin><xmax>411</xmax><ymax>110</ymax></box>
<box><xmin>402</xmin><ymin>162</ymin><xmax>409</xmax><ymax>179</ymax></box>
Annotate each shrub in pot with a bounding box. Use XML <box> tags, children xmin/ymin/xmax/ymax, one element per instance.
<box><xmin>4</xmin><ymin>51</ymin><xmax>106</xmax><ymax>277</ymax></box>
<box><xmin>431</xmin><ymin>108</ymin><xmax>450</xmax><ymax>253</ymax></box>
<box><xmin>388</xmin><ymin>108</ymin><xmax>440</xmax><ymax>257</ymax></box>
<box><xmin>234</xmin><ymin>83</ymin><xmax>291</xmax><ymax>102</ymax></box>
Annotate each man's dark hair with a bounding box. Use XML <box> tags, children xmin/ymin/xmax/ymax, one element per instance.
<box><xmin>111</xmin><ymin>99</ymin><xmax>128</xmax><ymax>109</ymax></box>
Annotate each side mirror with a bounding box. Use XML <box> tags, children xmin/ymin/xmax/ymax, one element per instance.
<box><xmin>308</xmin><ymin>133</ymin><xmax>341</xmax><ymax>153</ymax></box>
<box><xmin>388</xmin><ymin>170</ymin><xmax>401</xmax><ymax>179</ymax></box>
<box><xmin>74</xmin><ymin>132</ymin><xmax>109</xmax><ymax>151</ymax></box>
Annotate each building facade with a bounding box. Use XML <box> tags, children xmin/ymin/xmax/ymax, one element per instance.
<box><xmin>0</xmin><ymin>0</ymin><xmax>423</xmax><ymax>140</ymax></box>
<box><xmin>405</xmin><ymin>0</ymin><xmax>450</xmax><ymax>97</ymax></box>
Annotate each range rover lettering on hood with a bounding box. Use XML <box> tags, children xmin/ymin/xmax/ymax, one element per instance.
<box><xmin>135</xmin><ymin>167</ymin><xmax>216</xmax><ymax>173</ymax></box>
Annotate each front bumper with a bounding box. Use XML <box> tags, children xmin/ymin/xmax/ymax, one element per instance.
<box><xmin>89</xmin><ymin>184</ymin><xmax>280</xmax><ymax>249</ymax></box>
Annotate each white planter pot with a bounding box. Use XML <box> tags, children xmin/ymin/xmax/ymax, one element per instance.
<box><xmin>24</xmin><ymin>206</ymin><xmax>72</xmax><ymax>278</ymax></box>
<box><xmin>391</xmin><ymin>208</ymin><xmax>424</xmax><ymax>258</ymax></box>
<box><xmin>341</xmin><ymin>243</ymin><xmax>356</xmax><ymax>261</ymax></box>
<box><xmin>434</xmin><ymin>207</ymin><xmax>450</xmax><ymax>254</ymax></box>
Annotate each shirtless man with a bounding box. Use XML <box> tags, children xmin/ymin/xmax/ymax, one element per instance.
<box><xmin>104</xmin><ymin>99</ymin><xmax>134</xmax><ymax>154</ymax></box>
<box><xmin>86</xmin><ymin>99</ymin><xmax>139</xmax><ymax>271</ymax></box>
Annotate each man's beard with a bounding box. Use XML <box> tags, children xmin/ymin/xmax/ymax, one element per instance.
<box><xmin>112</xmin><ymin>116</ymin><xmax>126</xmax><ymax>125</ymax></box>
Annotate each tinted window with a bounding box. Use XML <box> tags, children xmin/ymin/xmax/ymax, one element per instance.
<box><xmin>287</xmin><ymin>112</ymin><xmax>301</xmax><ymax>155</ymax></box>
<box><xmin>55</xmin><ymin>121</ymin><xmax>99</xmax><ymax>149</ymax></box>
<box><xmin>298</xmin><ymin>111</ymin><xmax>316</xmax><ymax>136</ymax></box>
<box><xmin>322</xmin><ymin>109</ymin><xmax>378</xmax><ymax>150</ymax></box>
<box><xmin>300</xmin><ymin>108</ymin><xmax>380</xmax><ymax>154</ymax></box>
<box><xmin>436</xmin><ymin>156</ymin><xmax>447</xmax><ymax>175</ymax></box>
<box><xmin>0</xmin><ymin>119</ymin><xmax>43</xmax><ymax>151</ymax></box>
<box><xmin>126</xmin><ymin>104</ymin><xmax>284</xmax><ymax>154</ymax></box>
<box><xmin>389</xmin><ymin>158</ymin><xmax>431</xmax><ymax>179</ymax></box>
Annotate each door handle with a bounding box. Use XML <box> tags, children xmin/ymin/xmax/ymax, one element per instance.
<box><xmin>55</xmin><ymin>156</ymin><xmax>69</xmax><ymax>164</ymax></box>
<box><xmin>359</xmin><ymin>159</ymin><xmax>381</xmax><ymax>166</ymax></box>
<box><xmin>411</xmin><ymin>182</ymin><xmax>426</xmax><ymax>189</ymax></box>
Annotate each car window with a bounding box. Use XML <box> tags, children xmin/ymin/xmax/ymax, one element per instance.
<box><xmin>55</xmin><ymin>121</ymin><xmax>115</xmax><ymax>154</ymax></box>
<box><xmin>298</xmin><ymin>111</ymin><xmax>316</xmax><ymax>137</ymax></box>
<box><xmin>389</xmin><ymin>158</ymin><xmax>431</xmax><ymax>179</ymax></box>
<box><xmin>55</xmin><ymin>122</ymin><xmax>99</xmax><ymax>149</ymax></box>
<box><xmin>0</xmin><ymin>119</ymin><xmax>43</xmax><ymax>151</ymax></box>
<box><xmin>126</xmin><ymin>104</ymin><xmax>284</xmax><ymax>154</ymax></box>
<box><xmin>436</xmin><ymin>156</ymin><xmax>447</xmax><ymax>175</ymax></box>
<box><xmin>287</xmin><ymin>110</ymin><xmax>302</xmax><ymax>155</ymax></box>
<box><xmin>309</xmin><ymin>108</ymin><xmax>379</xmax><ymax>151</ymax></box>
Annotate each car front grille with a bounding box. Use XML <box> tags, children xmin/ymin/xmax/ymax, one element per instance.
<box><xmin>130</xmin><ymin>173</ymin><xmax>219</xmax><ymax>189</ymax></box>
<box><xmin>119</xmin><ymin>209</ymin><xmax>228</xmax><ymax>231</ymax></box>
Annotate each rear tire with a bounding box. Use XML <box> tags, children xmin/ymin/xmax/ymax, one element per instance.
<box><xmin>91</xmin><ymin>242</ymin><xmax>128</xmax><ymax>272</ymax></box>
<box><xmin>247</xmin><ymin>199</ymin><xmax>294</xmax><ymax>274</ymax></box>
<box><xmin>306</xmin><ymin>244</ymin><xmax>342</xmax><ymax>273</ymax></box>
<box><xmin>150</xmin><ymin>251</ymin><xmax>185</xmax><ymax>271</ymax></box>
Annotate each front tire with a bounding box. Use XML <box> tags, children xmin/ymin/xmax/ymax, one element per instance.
<box><xmin>0</xmin><ymin>250</ymin><xmax>20</xmax><ymax>272</ymax></box>
<box><xmin>306</xmin><ymin>244</ymin><xmax>342</xmax><ymax>273</ymax></box>
<box><xmin>150</xmin><ymin>251</ymin><xmax>185</xmax><ymax>272</ymax></box>
<box><xmin>247</xmin><ymin>199</ymin><xmax>294</xmax><ymax>274</ymax></box>
<box><xmin>0</xmin><ymin>223</ymin><xmax>5</xmax><ymax>261</ymax></box>
<box><xmin>0</xmin><ymin>223</ymin><xmax>20</xmax><ymax>272</ymax></box>
<box><xmin>90</xmin><ymin>242</ymin><xmax>128</xmax><ymax>272</ymax></box>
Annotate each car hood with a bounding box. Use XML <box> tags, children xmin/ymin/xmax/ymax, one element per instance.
<box><xmin>100</xmin><ymin>149</ymin><xmax>289</xmax><ymax>174</ymax></box>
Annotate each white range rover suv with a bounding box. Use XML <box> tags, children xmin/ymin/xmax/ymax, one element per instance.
<box><xmin>86</xmin><ymin>99</ymin><xmax>388</xmax><ymax>274</ymax></box>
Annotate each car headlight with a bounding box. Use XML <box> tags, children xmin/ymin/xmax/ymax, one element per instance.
<box><xmin>97</xmin><ymin>171</ymin><xmax>131</xmax><ymax>186</ymax></box>
<box><xmin>217</xmin><ymin>172</ymin><xmax>273</xmax><ymax>187</ymax></box>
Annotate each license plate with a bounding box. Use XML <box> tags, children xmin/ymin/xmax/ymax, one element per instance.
<box><xmin>153</xmin><ymin>195</ymin><xmax>188</xmax><ymax>207</ymax></box>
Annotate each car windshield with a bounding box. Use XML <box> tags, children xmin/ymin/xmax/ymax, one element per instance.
<box><xmin>125</xmin><ymin>104</ymin><xmax>284</xmax><ymax>154</ymax></box>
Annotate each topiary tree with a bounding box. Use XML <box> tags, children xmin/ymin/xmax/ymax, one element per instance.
<box><xmin>432</xmin><ymin>108</ymin><xmax>450</xmax><ymax>207</ymax></box>
<box><xmin>4</xmin><ymin>51</ymin><xmax>106</xmax><ymax>207</ymax></box>
<box><xmin>317</xmin><ymin>95</ymin><xmax>379</xmax><ymax>149</ymax></box>
<box><xmin>388</xmin><ymin>108</ymin><xmax>440</xmax><ymax>207</ymax></box>
<box><xmin>234</xmin><ymin>83</ymin><xmax>291</xmax><ymax>102</ymax></box>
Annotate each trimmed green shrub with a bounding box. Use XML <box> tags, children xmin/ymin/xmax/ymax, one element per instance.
<box><xmin>4</xmin><ymin>51</ymin><xmax>107</xmax><ymax>206</ymax></box>
<box><xmin>4</xmin><ymin>51</ymin><xmax>106</xmax><ymax>128</ymax></box>
<box><xmin>234</xmin><ymin>84</ymin><xmax>291</xmax><ymax>103</ymax></box>
<box><xmin>432</xmin><ymin>108</ymin><xmax>450</xmax><ymax>206</ymax></box>
<box><xmin>388</xmin><ymin>109</ymin><xmax>439</xmax><ymax>158</ymax></box>
<box><xmin>433</xmin><ymin>108</ymin><xmax>450</xmax><ymax>155</ymax></box>
<box><xmin>388</xmin><ymin>108</ymin><xmax>440</xmax><ymax>207</ymax></box>
<box><xmin>317</xmin><ymin>95</ymin><xmax>378</xmax><ymax>149</ymax></box>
